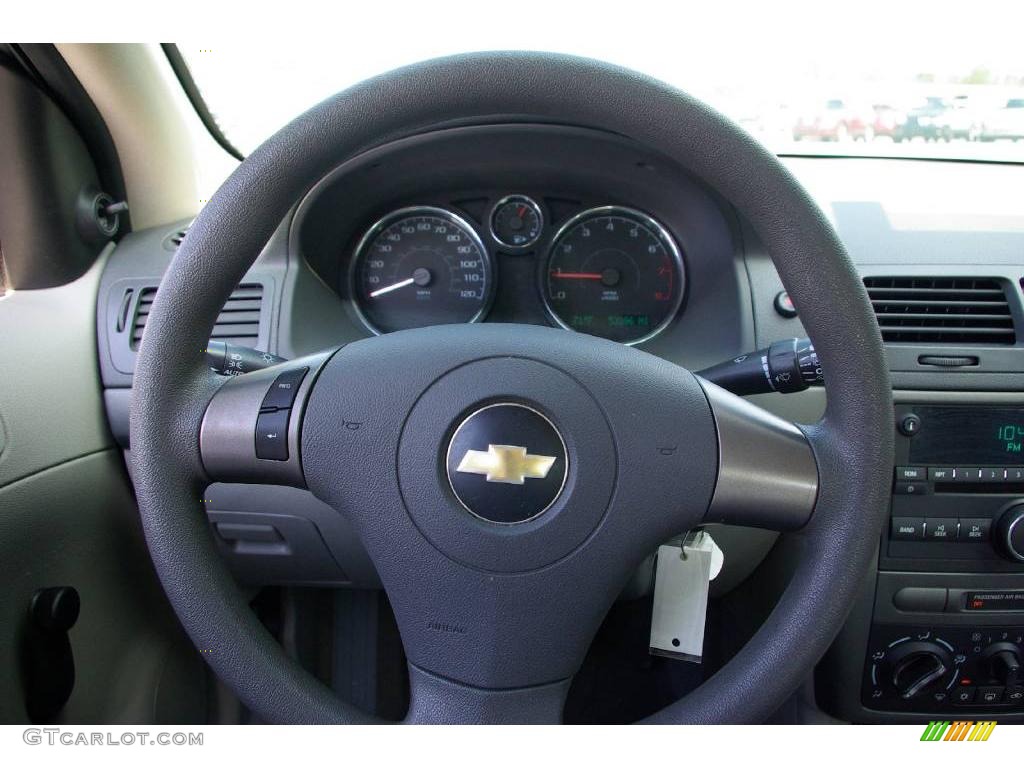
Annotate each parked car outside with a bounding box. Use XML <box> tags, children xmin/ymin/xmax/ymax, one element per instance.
<box><xmin>894</xmin><ymin>96</ymin><xmax>949</xmax><ymax>141</ymax></box>
<box><xmin>979</xmin><ymin>97</ymin><xmax>1024</xmax><ymax>141</ymax></box>
<box><xmin>792</xmin><ymin>98</ymin><xmax>872</xmax><ymax>142</ymax></box>
<box><xmin>868</xmin><ymin>103</ymin><xmax>905</xmax><ymax>140</ymax></box>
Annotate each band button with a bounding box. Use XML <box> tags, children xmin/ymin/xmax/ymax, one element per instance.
<box><xmin>891</xmin><ymin>517</ymin><xmax>925</xmax><ymax>540</ymax></box>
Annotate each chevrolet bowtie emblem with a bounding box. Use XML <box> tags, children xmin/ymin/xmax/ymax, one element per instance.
<box><xmin>456</xmin><ymin>444</ymin><xmax>557</xmax><ymax>485</ymax></box>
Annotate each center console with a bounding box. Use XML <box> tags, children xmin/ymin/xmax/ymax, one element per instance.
<box><xmin>822</xmin><ymin>397</ymin><xmax>1024</xmax><ymax>723</ymax></box>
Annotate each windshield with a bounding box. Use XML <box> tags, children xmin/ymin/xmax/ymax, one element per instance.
<box><xmin>179</xmin><ymin>3</ymin><xmax>1024</xmax><ymax>161</ymax></box>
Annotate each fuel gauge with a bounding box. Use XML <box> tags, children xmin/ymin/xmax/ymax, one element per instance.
<box><xmin>490</xmin><ymin>195</ymin><xmax>543</xmax><ymax>250</ymax></box>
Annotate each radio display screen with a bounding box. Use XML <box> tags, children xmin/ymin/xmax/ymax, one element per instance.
<box><xmin>908</xmin><ymin>406</ymin><xmax>1024</xmax><ymax>465</ymax></box>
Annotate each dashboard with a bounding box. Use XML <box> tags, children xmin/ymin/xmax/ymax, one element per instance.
<box><xmin>95</xmin><ymin>121</ymin><xmax>1024</xmax><ymax>724</ymax></box>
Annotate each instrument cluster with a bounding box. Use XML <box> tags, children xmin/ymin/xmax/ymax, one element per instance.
<box><xmin>348</xmin><ymin>196</ymin><xmax>686</xmax><ymax>345</ymax></box>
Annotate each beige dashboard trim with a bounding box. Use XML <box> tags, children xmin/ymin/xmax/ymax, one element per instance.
<box><xmin>56</xmin><ymin>43</ymin><xmax>237</xmax><ymax>230</ymax></box>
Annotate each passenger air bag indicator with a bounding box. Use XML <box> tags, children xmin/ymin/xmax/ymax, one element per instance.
<box><xmin>965</xmin><ymin>591</ymin><xmax>1024</xmax><ymax>611</ymax></box>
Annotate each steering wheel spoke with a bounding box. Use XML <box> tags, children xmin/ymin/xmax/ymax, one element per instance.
<box><xmin>200</xmin><ymin>350</ymin><xmax>336</xmax><ymax>487</ymax></box>
<box><xmin>698</xmin><ymin>379</ymin><xmax>820</xmax><ymax>531</ymax></box>
<box><xmin>405</xmin><ymin>665</ymin><xmax>571</xmax><ymax>725</ymax></box>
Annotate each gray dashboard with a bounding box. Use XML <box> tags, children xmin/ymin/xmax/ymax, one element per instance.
<box><xmin>95</xmin><ymin>127</ymin><xmax>1024</xmax><ymax>722</ymax></box>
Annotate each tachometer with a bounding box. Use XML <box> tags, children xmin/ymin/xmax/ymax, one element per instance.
<box><xmin>543</xmin><ymin>206</ymin><xmax>684</xmax><ymax>344</ymax></box>
<box><xmin>352</xmin><ymin>207</ymin><xmax>493</xmax><ymax>334</ymax></box>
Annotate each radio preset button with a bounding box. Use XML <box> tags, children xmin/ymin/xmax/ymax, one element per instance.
<box><xmin>891</xmin><ymin>517</ymin><xmax>926</xmax><ymax>540</ymax></box>
<box><xmin>1007</xmin><ymin>468</ymin><xmax>1024</xmax><ymax>482</ymax></box>
<box><xmin>980</xmin><ymin>468</ymin><xmax>1005</xmax><ymax>483</ymax></box>
<box><xmin>954</xmin><ymin>468</ymin><xmax>982</xmax><ymax>482</ymax></box>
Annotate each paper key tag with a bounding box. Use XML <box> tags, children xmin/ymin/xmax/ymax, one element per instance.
<box><xmin>649</xmin><ymin>531</ymin><xmax>722</xmax><ymax>663</ymax></box>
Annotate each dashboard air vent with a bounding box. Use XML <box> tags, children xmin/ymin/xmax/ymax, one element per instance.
<box><xmin>131</xmin><ymin>283</ymin><xmax>264</xmax><ymax>349</ymax></box>
<box><xmin>864</xmin><ymin>276</ymin><xmax>1016</xmax><ymax>345</ymax></box>
<box><xmin>162</xmin><ymin>224</ymin><xmax>192</xmax><ymax>251</ymax></box>
<box><xmin>169</xmin><ymin>226</ymin><xmax>189</xmax><ymax>247</ymax></box>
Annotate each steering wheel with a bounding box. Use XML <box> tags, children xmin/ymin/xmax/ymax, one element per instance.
<box><xmin>130</xmin><ymin>52</ymin><xmax>892</xmax><ymax>724</ymax></box>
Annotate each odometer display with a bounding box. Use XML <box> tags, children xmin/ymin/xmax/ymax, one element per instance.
<box><xmin>543</xmin><ymin>207</ymin><xmax>684</xmax><ymax>344</ymax></box>
<box><xmin>353</xmin><ymin>207</ymin><xmax>492</xmax><ymax>334</ymax></box>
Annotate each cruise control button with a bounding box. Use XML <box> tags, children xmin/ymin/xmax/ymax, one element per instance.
<box><xmin>958</xmin><ymin>518</ymin><xmax>991</xmax><ymax>542</ymax></box>
<box><xmin>925</xmin><ymin>518</ymin><xmax>958</xmax><ymax>541</ymax></box>
<box><xmin>260</xmin><ymin>367</ymin><xmax>309</xmax><ymax>411</ymax></box>
<box><xmin>895</xmin><ymin>466</ymin><xmax>927</xmax><ymax>482</ymax></box>
<box><xmin>891</xmin><ymin>517</ymin><xmax>925</xmax><ymax>540</ymax></box>
<box><xmin>255</xmin><ymin>409</ymin><xmax>290</xmax><ymax>461</ymax></box>
<box><xmin>953</xmin><ymin>686</ymin><xmax>976</xmax><ymax>705</ymax></box>
<box><xmin>977</xmin><ymin>686</ymin><xmax>1004</xmax><ymax>705</ymax></box>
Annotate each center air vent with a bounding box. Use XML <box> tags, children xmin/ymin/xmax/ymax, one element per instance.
<box><xmin>131</xmin><ymin>284</ymin><xmax>265</xmax><ymax>349</ymax></box>
<box><xmin>864</xmin><ymin>276</ymin><xmax>1016</xmax><ymax>345</ymax></box>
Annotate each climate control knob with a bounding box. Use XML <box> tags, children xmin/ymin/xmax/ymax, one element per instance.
<box><xmin>888</xmin><ymin>641</ymin><xmax>953</xmax><ymax>700</ymax></box>
<box><xmin>982</xmin><ymin>642</ymin><xmax>1022</xmax><ymax>687</ymax></box>
<box><xmin>994</xmin><ymin>504</ymin><xmax>1024</xmax><ymax>562</ymax></box>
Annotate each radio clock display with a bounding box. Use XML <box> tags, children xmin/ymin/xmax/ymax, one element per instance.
<box><xmin>996</xmin><ymin>424</ymin><xmax>1024</xmax><ymax>455</ymax></box>
<box><xmin>908</xmin><ymin>407</ymin><xmax>1024</xmax><ymax>465</ymax></box>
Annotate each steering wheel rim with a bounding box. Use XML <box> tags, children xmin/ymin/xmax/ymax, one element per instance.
<box><xmin>130</xmin><ymin>51</ymin><xmax>892</xmax><ymax>724</ymax></box>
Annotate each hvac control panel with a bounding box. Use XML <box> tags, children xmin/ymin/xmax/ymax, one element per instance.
<box><xmin>862</xmin><ymin>624</ymin><xmax>1024</xmax><ymax>712</ymax></box>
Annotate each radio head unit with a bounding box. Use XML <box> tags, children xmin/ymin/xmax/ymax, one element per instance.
<box><xmin>889</xmin><ymin>405</ymin><xmax>1024</xmax><ymax>573</ymax></box>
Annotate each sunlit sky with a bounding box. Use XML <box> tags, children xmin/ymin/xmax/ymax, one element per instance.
<box><xmin>178</xmin><ymin>1</ymin><xmax>1024</xmax><ymax>158</ymax></box>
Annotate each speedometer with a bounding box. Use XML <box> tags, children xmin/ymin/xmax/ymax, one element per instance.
<box><xmin>543</xmin><ymin>206</ymin><xmax>684</xmax><ymax>344</ymax></box>
<box><xmin>352</xmin><ymin>207</ymin><xmax>493</xmax><ymax>334</ymax></box>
